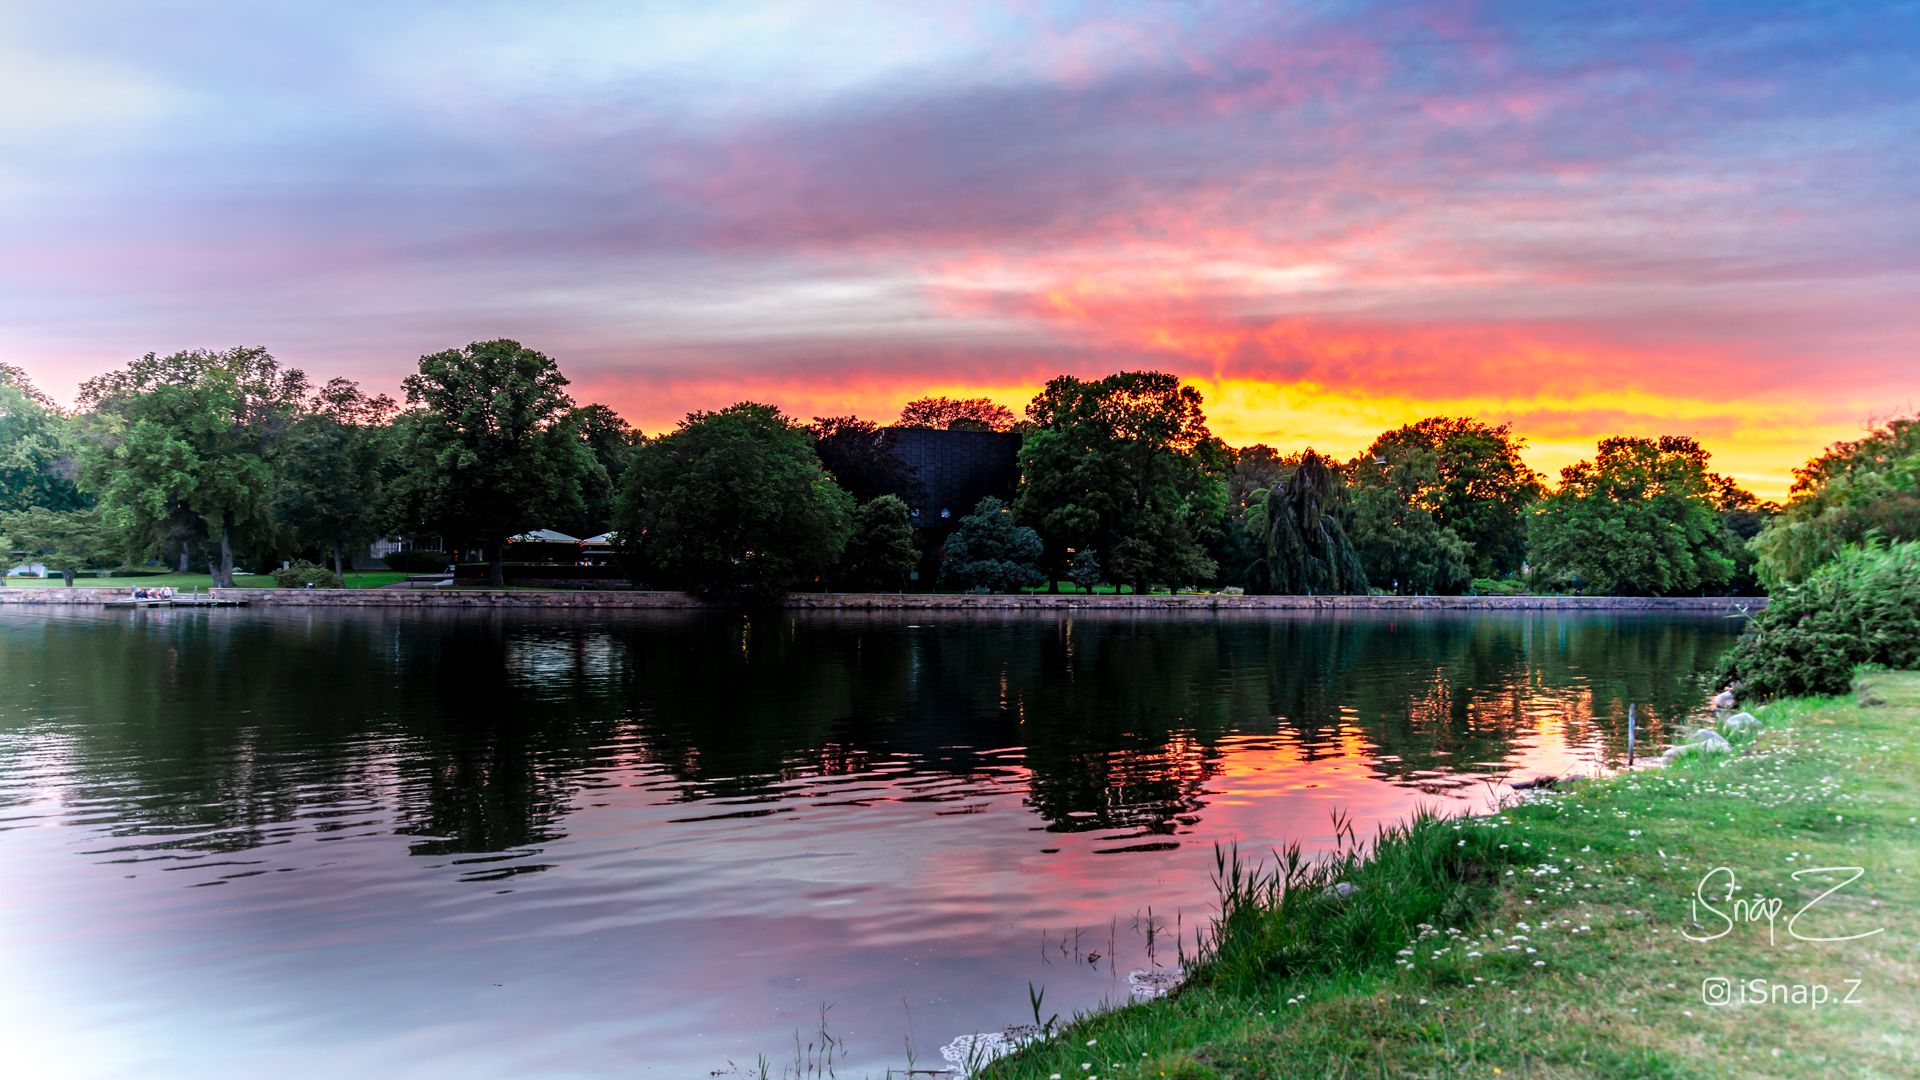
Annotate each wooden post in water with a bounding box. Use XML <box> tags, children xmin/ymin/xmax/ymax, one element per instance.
<box><xmin>1627</xmin><ymin>703</ymin><xmax>1636</xmax><ymax>767</ymax></box>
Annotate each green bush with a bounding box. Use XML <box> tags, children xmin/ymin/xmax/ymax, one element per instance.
<box><xmin>1067</xmin><ymin>549</ymin><xmax>1106</xmax><ymax>591</ymax></box>
<box><xmin>940</xmin><ymin>497</ymin><xmax>1044</xmax><ymax>593</ymax></box>
<box><xmin>1719</xmin><ymin>540</ymin><xmax>1920</xmax><ymax>699</ymax></box>
<box><xmin>272</xmin><ymin>560</ymin><xmax>344</xmax><ymax>589</ymax></box>
<box><xmin>1470</xmin><ymin>576</ymin><xmax>1526</xmax><ymax>596</ymax></box>
<box><xmin>382</xmin><ymin>549</ymin><xmax>453</xmax><ymax>572</ymax></box>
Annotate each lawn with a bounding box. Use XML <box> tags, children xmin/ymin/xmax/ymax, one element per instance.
<box><xmin>3</xmin><ymin>571</ymin><xmax>410</xmax><ymax>589</ymax></box>
<box><xmin>985</xmin><ymin>674</ymin><xmax>1919</xmax><ymax>1078</ymax></box>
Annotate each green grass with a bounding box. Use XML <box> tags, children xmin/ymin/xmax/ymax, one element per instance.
<box><xmin>986</xmin><ymin>674</ymin><xmax>1920</xmax><ymax>1079</ymax></box>
<box><xmin>3</xmin><ymin>570</ymin><xmax>410</xmax><ymax>589</ymax></box>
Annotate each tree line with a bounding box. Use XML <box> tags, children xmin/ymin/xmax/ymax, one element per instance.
<box><xmin>4</xmin><ymin>344</ymin><xmax>1910</xmax><ymax>599</ymax></box>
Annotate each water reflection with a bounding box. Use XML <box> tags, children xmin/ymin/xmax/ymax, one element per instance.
<box><xmin>1</xmin><ymin>610</ymin><xmax>1733</xmax><ymax>861</ymax></box>
<box><xmin>17</xmin><ymin>618</ymin><xmax>1699</xmax><ymax>836</ymax></box>
<box><xmin>0</xmin><ymin>608</ymin><xmax>1737</xmax><ymax>1076</ymax></box>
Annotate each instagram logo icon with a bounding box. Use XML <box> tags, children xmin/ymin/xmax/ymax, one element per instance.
<box><xmin>1701</xmin><ymin>977</ymin><xmax>1734</xmax><ymax>1006</ymax></box>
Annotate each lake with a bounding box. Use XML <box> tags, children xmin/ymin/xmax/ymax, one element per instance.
<box><xmin>0</xmin><ymin>607</ymin><xmax>1740</xmax><ymax>1077</ymax></box>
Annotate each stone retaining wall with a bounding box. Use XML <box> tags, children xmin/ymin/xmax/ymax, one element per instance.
<box><xmin>0</xmin><ymin>588</ymin><xmax>136</xmax><ymax>605</ymax></box>
<box><xmin>0</xmin><ymin>587</ymin><xmax>1768</xmax><ymax>613</ymax></box>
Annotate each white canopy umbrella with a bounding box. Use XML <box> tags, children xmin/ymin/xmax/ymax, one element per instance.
<box><xmin>507</xmin><ymin>529</ymin><xmax>581</xmax><ymax>543</ymax></box>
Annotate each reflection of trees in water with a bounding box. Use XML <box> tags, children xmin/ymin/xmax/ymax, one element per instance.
<box><xmin>392</xmin><ymin>625</ymin><xmax>627</xmax><ymax>856</ymax></box>
<box><xmin>1</xmin><ymin>613</ymin><xmax>639</xmax><ymax>868</ymax></box>
<box><xmin>1276</xmin><ymin>617</ymin><xmax>1545</xmax><ymax>790</ymax></box>
<box><xmin>610</xmin><ymin>614</ymin><xmax>870</xmax><ymax>799</ymax></box>
<box><xmin>1012</xmin><ymin>620</ymin><xmax>1234</xmax><ymax>833</ymax></box>
<box><xmin>1249</xmin><ymin>615</ymin><xmax>1737</xmax><ymax>789</ymax></box>
<box><xmin>0</xmin><ymin>610</ymin><xmax>1740</xmax><ymax>875</ymax></box>
<box><xmin>1</xmin><ymin>613</ymin><xmax>382</xmax><ymax>856</ymax></box>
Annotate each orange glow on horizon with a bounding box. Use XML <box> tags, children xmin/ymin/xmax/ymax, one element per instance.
<box><xmin>579</xmin><ymin>365</ymin><xmax>1855</xmax><ymax>502</ymax></box>
<box><xmin>558</xmin><ymin>247</ymin><xmax>1895</xmax><ymax>501</ymax></box>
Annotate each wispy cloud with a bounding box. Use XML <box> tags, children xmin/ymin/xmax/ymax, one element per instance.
<box><xmin>2</xmin><ymin>0</ymin><xmax>1916</xmax><ymax>496</ymax></box>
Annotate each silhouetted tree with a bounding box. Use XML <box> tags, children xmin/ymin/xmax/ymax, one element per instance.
<box><xmin>897</xmin><ymin>396</ymin><xmax>1017</xmax><ymax>431</ymax></box>
<box><xmin>809</xmin><ymin>415</ymin><xmax>920</xmax><ymax>503</ymax></box>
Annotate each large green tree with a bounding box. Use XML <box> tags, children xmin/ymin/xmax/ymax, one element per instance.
<box><xmin>836</xmin><ymin>494</ymin><xmax>919</xmax><ymax>591</ymax></box>
<box><xmin>1</xmin><ymin>364</ymin><xmax>87</xmax><ymax>514</ymax></box>
<box><xmin>1344</xmin><ymin>449</ymin><xmax>1471</xmax><ymax>594</ymax></box>
<box><xmin>1751</xmin><ymin>415</ymin><xmax>1919</xmax><ymax>589</ymax></box>
<box><xmin>1244</xmin><ymin>449</ymin><xmax>1369</xmax><ymax>595</ymax></box>
<box><xmin>1361</xmin><ymin>417</ymin><xmax>1543</xmax><ymax>577</ymax></box>
<box><xmin>1528</xmin><ymin>436</ymin><xmax>1736</xmax><ymax>596</ymax></box>
<box><xmin>273</xmin><ymin>379</ymin><xmax>397</xmax><ymax>576</ymax></box>
<box><xmin>390</xmin><ymin>340</ymin><xmax>597</xmax><ymax>586</ymax></box>
<box><xmin>1014</xmin><ymin>371</ymin><xmax>1224</xmax><ymax>592</ymax></box>
<box><xmin>615</xmin><ymin>402</ymin><xmax>852</xmax><ymax>603</ymax></box>
<box><xmin>76</xmin><ymin>347</ymin><xmax>308</xmax><ymax>587</ymax></box>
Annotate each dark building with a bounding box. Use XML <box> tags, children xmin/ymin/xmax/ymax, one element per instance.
<box><xmin>884</xmin><ymin>426</ymin><xmax>1023</xmax><ymax>529</ymax></box>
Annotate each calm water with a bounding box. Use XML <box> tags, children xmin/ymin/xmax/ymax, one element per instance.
<box><xmin>0</xmin><ymin>607</ymin><xmax>1739</xmax><ymax>1077</ymax></box>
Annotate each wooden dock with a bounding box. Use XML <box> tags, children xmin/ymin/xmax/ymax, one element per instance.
<box><xmin>104</xmin><ymin>595</ymin><xmax>249</xmax><ymax>608</ymax></box>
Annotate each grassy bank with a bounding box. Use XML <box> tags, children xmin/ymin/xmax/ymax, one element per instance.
<box><xmin>989</xmin><ymin>674</ymin><xmax>1918</xmax><ymax>1078</ymax></box>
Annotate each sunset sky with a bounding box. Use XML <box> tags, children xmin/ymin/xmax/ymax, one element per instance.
<box><xmin>4</xmin><ymin>1</ymin><xmax>1916</xmax><ymax>498</ymax></box>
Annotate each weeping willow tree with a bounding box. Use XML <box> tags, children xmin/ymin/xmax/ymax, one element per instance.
<box><xmin>1244</xmin><ymin>449</ymin><xmax>1369</xmax><ymax>595</ymax></box>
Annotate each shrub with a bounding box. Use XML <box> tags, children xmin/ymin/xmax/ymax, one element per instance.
<box><xmin>940</xmin><ymin>497</ymin><xmax>1044</xmax><ymax>593</ymax></box>
<box><xmin>1718</xmin><ymin>540</ymin><xmax>1920</xmax><ymax>698</ymax></box>
<box><xmin>383</xmin><ymin>549</ymin><xmax>453</xmax><ymax>572</ymax></box>
<box><xmin>272</xmin><ymin>560</ymin><xmax>344</xmax><ymax>589</ymax></box>
<box><xmin>1067</xmin><ymin>549</ymin><xmax>1106</xmax><ymax>592</ymax></box>
<box><xmin>1471</xmin><ymin>576</ymin><xmax>1526</xmax><ymax>596</ymax></box>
